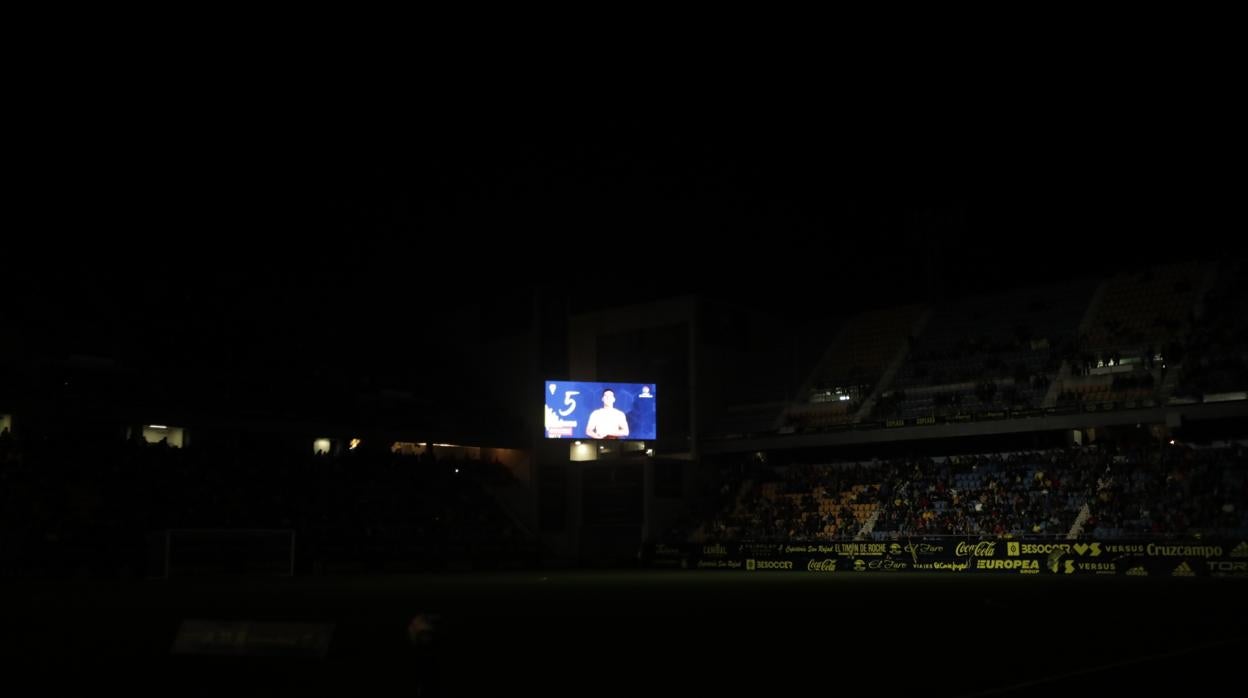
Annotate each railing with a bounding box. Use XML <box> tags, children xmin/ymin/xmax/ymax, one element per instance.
<box><xmin>707</xmin><ymin>395</ymin><xmax>1248</xmax><ymax>441</ymax></box>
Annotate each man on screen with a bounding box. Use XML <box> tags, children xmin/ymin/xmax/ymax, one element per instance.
<box><xmin>585</xmin><ymin>388</ymin><xmax>630</xmax><ymax>439</ymax></box>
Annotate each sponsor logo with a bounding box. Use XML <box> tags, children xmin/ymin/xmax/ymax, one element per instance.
<box><xmin>807</xmin><ymin>559</ymin><xmax>837</xmax><ymax>573</ymax></box>
<box><xmin>1028</xmin><ymin>543</ymin><xmax>1070</xmax><ymax>556</ymax></box>
<box><xmin>1106</xmin><ymin>544</ymin><xmax>1145</xmax><ymax>554</ymax></box>
<box><xmin>696</xmin><ymin>560</ymin><xmax>743</xmax><ymax>569</ymax></box>
<box><xmin>889</xmin><ymin>543</ymin><xmax>903</xmax><ymax>555</ymax></box>
<box><xmin>1206</xmin><ymin>561</ymin><xmax>1248</xmax><ymax>574</ymax></box>
<box><xmin>1148</xmin><ymin>544</ymin><xmax>1223</xmax><ymax>558</ymax></box>
<box><xmin>745</xmin><ymin>559</ymin><xmax>793</xmax><ymax>571</ymax></box>
<box><xmin>1172</xmin><ymin>562</ymin><xmax>1195</xmax><ymax>577</ymax></box>
<box><xmin>702</xmin><ymin>544</ymin><xmax>728</xmax><ymax>557</ymax></box>
<box><xmin>836</xmin><ymin>543</ymin><xmax>886</xmax><ymax>557</ymax></box>
<box><xmin>955</xmin><ymin>541</ymin><xmax>998</xmax><ymax>558</ymax></box>
<box><xmin>1073</xmin><ymin>543</ymin><xmax>1103</xmax><ymax>557</ymax></box>
<box><xmin>1231</xmin><ymin>541</ymin><xmax>1248</xmax><ymax>558</ymax></box>
<box><xmin>914</xmin><ymin>561</ymin><xmax>968</xmax><ymax>572</ymax></box>
<box><xmin>1069</xmin><ymin>561</ymin><xmax>1116</xmax><ymax>574</ymax></box>
<box><xmin>1126</xmin><ymin>566</ymin><xmax>1148</xmax><ymax>576</ymax></box>
<box><xmin>1044</xmin><ymin>556</ymin><xmax>1112</xmax><ymax>575</ymax></box>
<box><xmin>904</xmin><ymin>543</ymin><xmax>945</xmax><ymax>555</ymax></box>
<box><xmin>840</xmin><ymin>557</ymin><xmax>908</xmax><ymax>571</ymax></box>
<box><xmin>782</xmin><ymin>544</ymin><xmax>886</xmax><ymax>556</ymax></box>
<box><xmin>976</xmin><ymin>559</ymin><xmax>1039</xmax><ymax>571</ymax></box>
<box><xmin>1010</xmin><ymin>542</ymin><xmax>1103</xmax><ymax>557</ymax></box>
<box><xmin>867</xmin><ymin>558</ymin><xmax>908</xmax><ymax>571</ymax></box>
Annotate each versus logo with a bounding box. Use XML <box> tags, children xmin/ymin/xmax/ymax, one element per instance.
<box><xmin>1046</xmin><ymin>556</ymin><xmax>1075</xmax><ymax>574</ymax></box>
<box><xmin>1073</xmin><ymin>543</ymin><xmax>1102</xmax><ymax>556</ymax></box>
<box><xmin>1045</xmin><ymin>557</ymin><xmax>1112</xmax><ymax>574</ymax></box>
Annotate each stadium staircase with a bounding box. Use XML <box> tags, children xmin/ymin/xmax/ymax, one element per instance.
<box><xmin>691</xmin><ymin>477</ymin><xmax>753</xmax><ymax>543</ymax></box>
<box><xmin>1045</xmin><ymin>279</ymin><xmax>1109</xmax><ymax>408</ymax></box>
<box><xmin>857</xmin><ymin>307</ymin><xmax>933</xmax><ymax>420</ymax></box>
<box><xmin>857</xmin><ymin>507</ymin><xmax>881</xmax><ymax>540</ymax></box>
<box><xmin>1067</xmin><ymin>502</ymin><xmax>1091</xmax><ymax>539</ymax></box>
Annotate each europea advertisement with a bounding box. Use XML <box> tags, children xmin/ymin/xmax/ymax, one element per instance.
<box><xmin>642</xmin><ymin>539</ymin><xmax>1248</xmax><ymax>577</ymax></box>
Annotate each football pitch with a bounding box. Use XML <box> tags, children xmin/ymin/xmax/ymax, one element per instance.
<box><xmin>6</xmin><ymin>570</ymin><xmax>1244</xmax><ymax>696</ymax></box>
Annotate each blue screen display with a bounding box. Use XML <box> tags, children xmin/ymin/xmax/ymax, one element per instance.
<box><xmin>544</xmin><ymin>380</ymin><xmax>656</xmax><ymax>440</ymax></box>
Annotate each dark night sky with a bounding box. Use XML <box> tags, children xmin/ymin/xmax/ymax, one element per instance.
<box><xmin>5</xmin><ymin>107</ymin><xmax>1235</xmax><ymax>426</ymax></box>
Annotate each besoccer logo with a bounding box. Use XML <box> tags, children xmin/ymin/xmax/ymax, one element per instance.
<box><xmin>746</xmin><ymin>559</ymin><xmax>756</xmax><ymax>571</ymax></box>
<box><xmin>1007</xmin><ymin>542</ymin><xmax>1020</xmax><ymax>557</ymax></box>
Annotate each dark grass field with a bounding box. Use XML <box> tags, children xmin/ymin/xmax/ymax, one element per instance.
<box><xmin>5</xmin><ymin>571</ymin><xmax>1245</xmax><ymax>696</ymax></box>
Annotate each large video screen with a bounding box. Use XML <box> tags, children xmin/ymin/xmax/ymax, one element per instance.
<box><xmin>544</xmin><ymin>380</ymin><xmax>656</xmax><ymax>440</ymax></box>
